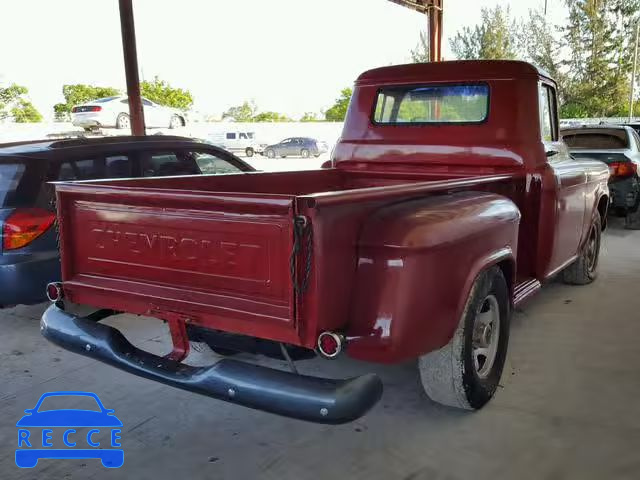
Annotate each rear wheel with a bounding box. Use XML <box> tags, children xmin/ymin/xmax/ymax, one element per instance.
<box><xmin>266</xmin><ymin>149</ymin><xmax>275</xmax><ymax>159</ymax></box>
<box><xmin>562</xmin><ymin>212</ymin><xmax>601</xmax><ymax>284</ymax></box>
<box><xmin>301</xmin><ymin>149</ymin><xmax>310</xmax><ymax>158</ymax></box>
<box><xmin>419</xmin><ymin>266</ymin><xmax>510</xmax><ymax>410</ymax></box>
<box><xmin>169</xmin><ymin>115</ymin><xmax>182</xmax><ymax>129</ymax></box>
<box><xmin>116</xmin><ymin>113</ymin><xmax>130</xmax><ymax>130</ymax></box>
<box><xmin>245</xmin><ymin>147</ymin><xmax>255</xmax><ymax>157</ymax></box>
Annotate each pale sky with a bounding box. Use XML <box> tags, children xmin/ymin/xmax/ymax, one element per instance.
<box><xmin>1</xmin><ymin>0</ymin><xmax>565</xmax><ymax>120</ymax></box>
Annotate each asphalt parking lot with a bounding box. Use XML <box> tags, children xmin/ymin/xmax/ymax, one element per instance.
<box><xmin>1</xmin><ymin>218</ymin><xmax>639</xmax><ymax>480</ymax></box>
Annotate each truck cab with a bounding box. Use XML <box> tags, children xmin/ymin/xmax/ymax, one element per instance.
<box><xmin>40</xmin><ymin>61</ymin><xmax>608</xmax><ymax>423</ymax></box>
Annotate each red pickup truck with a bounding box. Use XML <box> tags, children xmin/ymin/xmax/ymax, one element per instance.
<box><xmin>41</xmin><ymin>61</ymin><xmax>609</xmax><ymax>424</ymax></box>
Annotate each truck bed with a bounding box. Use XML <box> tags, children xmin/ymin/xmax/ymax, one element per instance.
<box><xmin>54</xmin><ymin>169</ymin><xmax>516</xmax><ymax>348</ymax></box>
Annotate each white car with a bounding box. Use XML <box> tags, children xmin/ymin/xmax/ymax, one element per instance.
<box><xmin>71</xmin><ymin>95</ymin><xmax>186</xmax><ymax>131</ymax></box>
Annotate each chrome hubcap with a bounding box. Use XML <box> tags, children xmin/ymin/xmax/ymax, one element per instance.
<box><xmin>472</xmin><ymin>295</ymin><xmax>500</xmax><ymax>379</ymax></box>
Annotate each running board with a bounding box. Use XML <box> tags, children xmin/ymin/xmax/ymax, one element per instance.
<box><xmin>513</xmin><ymin>278</ymin><xmax>542</xmax><ymax>307</ymax></box>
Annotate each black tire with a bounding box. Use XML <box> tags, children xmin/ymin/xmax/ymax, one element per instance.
<box><xmin>314</xmin><ymin>154</ymin><xmax>320</xmax><ymax>158</ymax></box>
<box><xmin>116</xmin><ymin>113</ymin><xmax>130</xmax><ymax>130</ymax></box>
<box><xmin>419</xmin><ymin>266</ymin><xmax>510</xmax><ymax>410</ymax></box>
<box><xmin>562</xmin><ymin>212</ymin><xmax>601</xmax><ymax>284</ymax></box>
<box><xmin>301</xmin><ymin>149</ymin><xmax>310</xmax><ymax>158</ymax></box>
<box><xmin>245</xmin><ymin>148</ymin><xmax>254</xmax><ymax>157</ymax></box>
<box><xmin>266</xmin><ymin>149</ymin><xmax>275</xmax><ymax>159</ymax></box>
<box><xmin>281</xmin><ymin>155</ymin><xmax>286</xmax><ymax>158</ymax></box>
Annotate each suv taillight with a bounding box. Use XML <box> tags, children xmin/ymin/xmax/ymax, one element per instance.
<box><xmin>609</xmin><ymin>161</ymin><xmax>637</xmax><ymax>178</ymax></box>
<box><xmin>2</xmin><ymin>208</ymin><xmax>56</xmax><ymax>250</ymax></box>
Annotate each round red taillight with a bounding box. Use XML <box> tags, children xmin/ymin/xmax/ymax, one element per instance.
<box><xmin>46</xmin><ymin>283</ymin><xmax>63</xmax><ymax>302</ymax></box>
<box><xmin>317</xmin><ymin>332</ymin><xmax>343</xmax><ymax>359</ymax></box>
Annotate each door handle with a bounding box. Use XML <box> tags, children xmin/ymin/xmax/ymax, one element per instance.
<box><xmin>546</xmin><ymin>150</ymin><xmax>559</xmax><ymax>157</ymax></box>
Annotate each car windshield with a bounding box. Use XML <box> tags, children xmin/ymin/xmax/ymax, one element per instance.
<box><xmin>37</xmin><ymin>394</ymin><xmax>102</xmax><ymax>412</ymax></box>
<box><xmin>0</xmin><ymin>162</ymin><xmax>27</xmax><ymax>208</ymax></box>
<box><xmin>92</xmin><ymin>96</ymin><xmax>120</xmax><ymax>103</ymax></box>
<box><xmin>373</xmin><ymin>84</ymin><xmax>489</xmax><ymax>124</ymax></box>
<box><xmin>562</xmin><ymin>130</ymin><xmax>629</xmax><ymax>149</ymax></box>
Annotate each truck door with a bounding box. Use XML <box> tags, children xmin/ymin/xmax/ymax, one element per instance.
<box><xmin>541</xmin><ymin>83</ymin><xmax>587</xmax><ymax>272</ymax></box>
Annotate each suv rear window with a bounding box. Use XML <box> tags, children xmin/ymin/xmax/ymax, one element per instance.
<box><xmin>373</xmin><ymin>84</ymin><xmax>489</xmax><ymax>124</ymax></box>
<box><xmin>0</xmin><ymin>162</ymin><xmax>27</xmax><ymax>207</ymax></box>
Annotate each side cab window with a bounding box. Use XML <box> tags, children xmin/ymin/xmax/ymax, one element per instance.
<box><xmin>539</xmin><ymin>83</ymin><xmax>558</xmax><ymax>142</ymax></box>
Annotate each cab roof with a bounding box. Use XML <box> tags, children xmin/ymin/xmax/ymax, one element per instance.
<box><xmin>356</xmin><ymin>60</ymin><xmax>554</xmax><ymax>86</ymax></box>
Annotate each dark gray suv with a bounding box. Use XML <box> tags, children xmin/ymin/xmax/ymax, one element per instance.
<box><xmin>263</xmin><ymin>137</ymin><xmax>328</xmax><ymax>159</ymax></box>
<box><xmin>0</xmin><ymin>135</ymin><xmax>253</xmax><ymax>307</ymax></box>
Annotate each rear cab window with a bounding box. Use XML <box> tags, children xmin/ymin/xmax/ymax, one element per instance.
<box><xmin>373</xmin><ymin>84</ymin><xmax>489</xmax><ymax>124</ymax></box>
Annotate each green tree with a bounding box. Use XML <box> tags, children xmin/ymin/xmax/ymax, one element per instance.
<box><xmin>140</xmin><ymin>76</ymin><xmax>193</xmax><ymax>110</ymax></box>
<box><xmin>520</xmin><ymin>9</ymin><xmax>567</xmax><ymax>101</ymax></box>
<box><xmin>561</xmin><ymin>0</ymin><xmax>640</xmax><ymax>117</ymax></box>
<box><xmin>300</xmin><ymin>112</ymin><xmax>321</xmax><ymax>122</ymax></box>
<box><xmin>0</xmin><ymin>84</ymin><xmax>42</xmax><ymax>122</ymax></box>
<box><xmin>11</xmin><ymin>99</ymin><xmax>43</xmax><ymax>123</ymax></box>
<box><xmin>54</xmin><ymin>84</ymin><xmax>121</xmax><ymax>116</ymax></box>
<box><xmin>222</xmin><ymin>100</ymin><xmax>257</xmax><ymax>122</ymax></box>
<box><xmin>450</xmin><ymin>5</ymin><xmax>520</xmax><ymax>60</ymax></box>
<box><xmin>252</xmin><ymin>111</ymin><xmax>291</xmax><ymax>122</ymax></box>
<box><xmin>325</xmin><ymin>88</ymin><xmax>353</xmax><ymax>121</ymax></box>
<box><xmin>410</xmin><ymin>31</ymin><xmax>429</xmax><ymax>63</ymax></box>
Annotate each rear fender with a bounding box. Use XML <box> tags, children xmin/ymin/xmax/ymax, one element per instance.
<box><xmin>346</xmin><ymin>191</ymin><xmax>520</xmax><ymax>363</ymax></box>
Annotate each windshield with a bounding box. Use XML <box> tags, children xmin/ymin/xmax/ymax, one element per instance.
<box><xmin>562</xmin><ymin>130</ymin><xmax>629</xmax><ymax>149</ymax></box>
<box><xmin>36</xmin><ymin>395</ymin><xmax>102</xmax><ymax>412</ymax></box>
<box><xmin>373</xmin><ymin>84</ymin><xmax>489</xmax><ymax>124</ymax></box>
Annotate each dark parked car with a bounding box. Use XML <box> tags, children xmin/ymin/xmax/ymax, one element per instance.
<box><xmin>0</xmin><ymin>136</ymin><xmax>253</xmax><ymax>307</ymax></box>
<box><xmin>561</xmin><ymin>125</ymin><xmax>640</xmax><ymax>226</ymax></box>
<box><xmin>263</xmin><ymin>137</ymin><xmax>328</xmax><ymax>159</ymax></box>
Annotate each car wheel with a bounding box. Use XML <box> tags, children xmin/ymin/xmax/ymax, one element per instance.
<box><xmin>169</xmin><ymin>115</ymin><xmax>182</xmax><ymax>129</ymax></box>
<box><xmin>281</xmin><ymin>155</ymin><xmax>286</xmax><ymax>158</ymax></box>
<box><xmin>419</xmin><ymin>266</ymin><xmax>510</xmax><ymax>410</ymax></box>
<box><xmin>301</xmin><ymin>149</ymin><xmax>310</xmax><ymax>158</ymax></box>
<box><xmin>245</xmin><ymin>147</ymin><xmax>254</xmax><ymax>157</ymax></box>
<box><xmin>314</xmin><ymin>154</ymin><xmax>320</xmax><ymax>158</ymax></box>
<box><xmin>562</xmin><ymin>212</ymin><xmax>601</xmax><ymax>284</ymax></box>
<box><xmin>266</xmin><ymin>149</ymin><xmax>275</xmax><ymax>159</ymax></box>
<box><xmin>116</xmin><ymin>113</ymin><xmax>130</xmax><ymax>130</ymax></box>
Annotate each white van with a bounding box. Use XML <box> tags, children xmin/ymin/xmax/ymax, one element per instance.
<box><xmin>207</xmin><ymin>131</ymin><xmax>266</xmax><ymax>157</ymax></box>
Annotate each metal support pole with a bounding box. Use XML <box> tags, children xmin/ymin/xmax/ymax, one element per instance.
<box><xmin>629</xmin><ymin>21</ymin><xmax>640</xmax><ymax>122</ymax></box>
<box><xmin>118</xmin><ymin>0</ymin><xmax>145</xmax><ymax>135</ymax></box>
<box><xmin>428</xmin><ymin>0</ymin><xmax>443</xmax><ymax>62</ymax></box>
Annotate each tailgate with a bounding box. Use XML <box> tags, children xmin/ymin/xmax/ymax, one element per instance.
<box><xmin>55</xmin><ymin>184</ymin><xmax>301</xmax><ymax>344</ymax></box>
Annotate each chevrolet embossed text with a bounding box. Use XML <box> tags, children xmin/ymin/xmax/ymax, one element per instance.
<box><xmin>90</xmin><ymin>222</ymin><xmax>267</xmax><ymax>278</ymax></box>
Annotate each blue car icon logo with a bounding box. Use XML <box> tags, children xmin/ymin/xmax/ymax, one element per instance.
<box><xmin>16</xmin><ymin>391</ymin><xmax>123</xmax><ymax>468</ymax></box>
